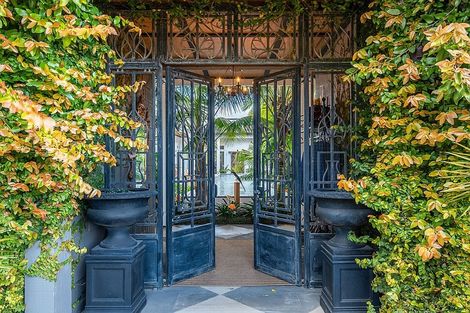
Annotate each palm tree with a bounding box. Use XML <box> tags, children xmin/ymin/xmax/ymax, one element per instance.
<box><xmin>173</xmin><ymin>82</ymin><xmax>293</xmax><ymax>202</ymax></box>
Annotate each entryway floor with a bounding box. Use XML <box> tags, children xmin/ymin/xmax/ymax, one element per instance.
<box><xmin>144</xmin><ymin>225</ymin><xmax>325</xmax><ymax>312</ymax></box>
<box><xmin>177</xmin><ymin>225</ymin><xmax>286</xmax><ymax>286</ymax></box>
<box><xmin>142</xmin><ymin>286</ymin><xmax>324</xmax><ymax>313</ymax></box>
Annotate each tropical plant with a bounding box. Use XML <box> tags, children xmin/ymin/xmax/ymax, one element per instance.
<box><xmin>216</xmin><ymin>196</ymin><xmax>253</xmax><ymax>219</ymax></box>
<box><xmin>216</xmin><ymin>196</ymin><xmax>239</xmax><ymax>218</ymax></box>
<box><xmin>0</xmin><ymin>1</ymin><xmax>143</xmax><ymax>312</ymax></box>
<box><xmin>340</xmin><ymin>0</ymin><xmax>470</xmax><ymax>312</ymax></box>
<box><xmin>232</xmin><ymin>147</ymin><xmax>254</xmax><ymax>179</ymax></box>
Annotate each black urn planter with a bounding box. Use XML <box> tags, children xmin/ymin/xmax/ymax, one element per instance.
<box><xmin>84</xmin><ymin>190</ymin><xmax>152</xmax><ymax>313</ymax></box>
<box><xmin>312</xmin><ymin>189</ymin><xmax>379</xmax><ymax>313</ymax></box>
<box><xmin>86</xmin><ymin>191</ymin><xmax>151</xmax><ymax>249</ymax></box>
<box><xmin>314</xmin><ymin>190</ymin><xmax>372</xmax><ymax>249</ymax></box>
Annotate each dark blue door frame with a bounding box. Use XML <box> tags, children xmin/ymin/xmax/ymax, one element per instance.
<box><xmin>253</xmin><ymin>67</ymin><xmax>302</xmax><ymax>285</ymax></box>
<box><xmin>302</xmin><ymin>63</ymin><xmax>356</xmax><ymax>288</ymax></box>
<box><xmin>108</xmin><ymin>63</ymin><xmax>164</xmax><ymax>289</ymax></box>
<box><xmin>166</xmin><ymin>67</ymin><xmax>216</xmax><ymax>285</ymax></box>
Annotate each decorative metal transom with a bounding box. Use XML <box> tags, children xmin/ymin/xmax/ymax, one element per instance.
<box><xmin>110</xmin><ymin>12</ymin><xmax>356</xmax><ymax>63</ymax></box>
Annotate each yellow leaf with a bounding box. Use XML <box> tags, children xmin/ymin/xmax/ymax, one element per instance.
<box><xmin>9</xmin><ymin>182</ymin><xmax>29</xmax><ymax>192</ymax></box>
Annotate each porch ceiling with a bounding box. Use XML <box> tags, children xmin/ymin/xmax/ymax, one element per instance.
<box><xmin>173</xmin><ymin>64</ymin><xmax>295</xmax><ymax>80</ymax></box>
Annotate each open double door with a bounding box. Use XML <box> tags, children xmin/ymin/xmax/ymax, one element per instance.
<box><xmin>165</xmin><ymin>66</ymin><xmax>302</xmax><ymax>285</ymax></box>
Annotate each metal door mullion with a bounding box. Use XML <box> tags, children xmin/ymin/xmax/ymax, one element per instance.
<box><xmin>175</xmin><ymin>177</ymin><xmax>209</xmax><ymax>183</ymax></box>
<box><xmin>329</xmin><ymin>72</ymin><xmax>335</xmax><ymax>183</ymax></box>
<box><xmin>281</xmin><ymin>78</ymin><xmax>288</xmax><ymax>208</ymax></box>
<box><xmin>253</xmin><ymin>80</ymin><xmax>260</xmax><ymax>268</ymax></box>
<box><xmin>166</xmin><ymin>67</ymin><xmax>176</xmax><ymax>284</ymax></box>
<box><xmin>259</xmin><ymin>178</ymin><xmax>292</xmax><ymax>183</ymax></box>
<box><xmin>155</xmin><ymin>63</ymin><xmax>164</xmax><ymax>288</ymax></box>
<box><xmin>174</xmin><ymin>214</ymin><xmax>213</xmax><ymax>224</ymax></box>
<box><xmin>208</xmin><ymin>77</ymin><xmax>216</xmax><ymax>269</ymax></box>
<box><xmin>292</xmin><ymin>67</ymin><xmax>302</xmax><ymax>285</ymax></box>
<box><xmin>189</xmin><ymin>79</ymin><xmax>195</xmax><ymax>227</ymax></box>
<box><xmin>174</xmin><ymin>209</ymin><xmax>212</xmax><ymax>220</ymax></box>
<box><xmin>273</xmin><ymin>79</ymin><xmax>279</xmax><ymax>227</ymax></box>
<box><xmin>258</xmin><ymin>212</ymin><xmax>295</xmax><ymax>223</ymax></box>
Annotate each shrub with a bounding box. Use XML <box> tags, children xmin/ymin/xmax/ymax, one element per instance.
<box><xmin>0</xmin><ymin>1</ymin><xmax>143</xmax><ymax>312</ymax></box>
<box><xmin>341</xmin><ymin>0</ymin><xmax>470</xmax><ymax>312</ymax></box>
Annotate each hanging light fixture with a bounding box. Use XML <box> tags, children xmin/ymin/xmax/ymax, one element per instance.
<box><xmin>217</xmin><ymin>65</ymin><xmax>252</xmax><ymax>98</ymax></box>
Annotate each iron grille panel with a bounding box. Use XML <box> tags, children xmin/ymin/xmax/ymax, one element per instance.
<box><xmin>305</xmin><ymin>70</ymin><xmax>354</xmax><ymax>191</ymax></box>
<box><xmin>256</xmin><ymin>71</ymin><xmax>298</xmax><ymax>226</ymax></box>
<box><xmin>110</xmin><ymin>16</ymin><xmax>157</xmax><ymax>61</ymax></box>
<box><xmin>237</xmin><ymin>14</ymin><xmax>298</xmax><ymax>61</ymax></box>
<box><xmin>105</xmin><ymin>11</ymin><xmax>357</xmax><ymax>63</ymax></box>
<box><xmin>168</xmin><ymin>15</ymin><xmax>228</xmax><ymax>61</ymax></box>
<box><xmin>171</xmin><ymin>75</ymin><xmax>213</xmax><ymax>226</ymax></box>
<box><xmin>308</xmin><ymin>14</ymin><xmax>355</xmax><ymax>60</ymax></box>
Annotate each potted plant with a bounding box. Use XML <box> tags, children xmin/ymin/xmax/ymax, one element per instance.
<box><xmin>83</xmin><ymin>167</ymin><xmax>153</xmax><ymax>313</ymax></box>
<box><xmin>216</xmin><ymin>196</ymin><xmax>253</xmax><ymax>224</ymax></box>
<box><xmin>85</xmin><ymin>188</ymin><xmax>153</xmax><ymax>249</ymax></box>
<box><xmin>312</xmin><ymin>189</ymin><xmax>373</xmax><ymax>249</ymax></box>
<box><xmin>312</xmin><ymin>188</ymin><xmax>378</xmax><ymax>313</ymax></box>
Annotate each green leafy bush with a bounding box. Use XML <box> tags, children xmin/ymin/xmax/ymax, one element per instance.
<box><xmin>0</xmin><ymin>1</ymin><xmax>143</xmax><ymax>312</ymax></box>
<box><xmin>341</xmin><ymin>0</ymin><xmax>470</xmax><ymax>312</ymax></box>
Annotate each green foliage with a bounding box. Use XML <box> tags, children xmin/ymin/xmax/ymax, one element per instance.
<box><xmin>0</xmin><ymin>1</ymin><xmax>143</xmax><ymax>312</ymax></box>
<box><xmin>216</xmin><ymin>196</ymin><xmax>253</xmax><ymax>219</ymax></box>
<box><xmin>97</xmin><ymin>0</ymin><xmax>367</xmax><ymax>20</ymax></box>
<box><xmin>341</xmin><ymin>0</ymin><xmax>470</xmax><ymax>311</ymax></box>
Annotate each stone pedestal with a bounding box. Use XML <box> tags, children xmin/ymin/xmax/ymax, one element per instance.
<box><xmin>320</xmin><ymin>243</ymin><xmax>378</xmax><ymax>313</ymax></box>
<box><xmin>84</xmin><ymin>241</ymin><xmax>146</xmax><ymax>313</ymax></box>
<box><xmin>308</xmin><ymin>232</ymin><xmax>334</xmax><ymax>288</ymax></box>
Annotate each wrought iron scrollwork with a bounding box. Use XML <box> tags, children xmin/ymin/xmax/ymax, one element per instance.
<box><xmin>108</xmin><ymin>11</ymin><xmax>356</xmax><ymax>63</ymax></box>
<box><xmin>238</xmin><ymin>14</ymin><xmax>297</xmax><ymax>61</ymax></box>
<box><xmin>169</xmin><ymin>15</ymin><xmax>227</xmax><ymax>60</ymax></box>
<box><xmin>309</xmin><ymin>14</ymin><xmax>355</xmax><ymax>60</ymax></box>
<box><xmin>110</xmin><ymin>73</ymin><xmax>153</xmax><ymax>191</ymax></box>
<box><xmin>257</xmin><ymin>72</ymin><xmax>298</xmax><ymax>225</ymax></box>
<box><xmin>171</xmin><ymin>75</ymin><xmax>213</xmax><ymax>226</ymax></box>
<box><xmin>307</xmin><ymin>71</ymin><xmax>353</xmax><ymax>190</ymax></box>
<box><xmin>109</xmin><ymin>17</ymin><xmax>155</xmax><ymax>60</ymax></box>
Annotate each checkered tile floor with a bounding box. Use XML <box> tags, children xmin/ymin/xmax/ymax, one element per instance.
<box><xmin>142</xmin><ymin>286</ymin><xmax>324</xmax><ymax>313</ymax></box>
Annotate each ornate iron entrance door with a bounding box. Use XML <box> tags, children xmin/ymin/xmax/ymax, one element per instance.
<box><xmin>166</xmin><ymin>68</ymin><xmax>215</xmax><ymax>285</ymax></box>
<box><xmin>253</xmin><ymin>68</ymin><xmax>302</xmax><ymax>284</ymax></box>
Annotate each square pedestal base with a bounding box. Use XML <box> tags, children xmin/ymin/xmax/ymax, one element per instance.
<box><xmin>320</xmin><ymin>243</ymin><xmax>379</xmax><ymax>313</ymax></box>
<box><xmin>84</xmin><ymin>241</ymin><xmax>146</xmax><ymax>313</ymax></box>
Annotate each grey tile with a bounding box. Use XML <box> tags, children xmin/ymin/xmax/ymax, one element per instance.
<box><xmin>215</xmin><ymin>225</ymin><xmax>253</xmax><ymax>239</ymax></box>
<box><xmin>142</xmin><ymin>287</ymin><xmax>218</xmax><ymax>313</ymax></box>
<box><xmin>224</xmin><ymin>286</ymin><xmax>321</xmax><ymax>313</ymax></box>
<box><xmin>201</xmin><ymin>286</ymin><xmax>238</xmax><ymax>295</ymax></box>
<box><xmin>175</xmin><ymin>295</ymin><xmax>264</xmax><ymax>313</ymax></box>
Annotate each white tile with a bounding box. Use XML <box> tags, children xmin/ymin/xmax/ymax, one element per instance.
<box><xmin>215</xmin><ymin>225</ymin><xmax>253</xmax><ymax>239</ymax></box>
<box><xmin>175</xmin><ymin>295</ymin><xmax>263</xmax><ymax>313</ymax></box>
<box><xmin>201</xmin><ymin>286</ymin><xmax>238</xmax><ymax>295</ymax></box>
<box><xmin>309</xmin><ymin>307</ymin><xmax>325</xmax><ymax>313</ymax></box>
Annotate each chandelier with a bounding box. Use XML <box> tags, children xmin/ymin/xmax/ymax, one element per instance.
<box><xmin>216</xmin><ymin>66</ymin><xmax>252</xmax><ymax>98</ymax></box>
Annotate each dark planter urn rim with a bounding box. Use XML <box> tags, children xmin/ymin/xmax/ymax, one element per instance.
<box><xmin>311</xmin><ymin>188</ymin><xmax>354</xmax><ymax>200</ymax></box>
<box><xmin>85</xmin><ymin>188</ymin><xmax>155</xmax><ymax>200</ymax></box>
<box><xmin>85</xmin><ymin>189</ymin><xmax>154</xmax><ymax>249</ymax></box>
<box><xmin>313</xmin><ymin>188</ymin><xmax>373</xmax><ymax>249</ymax></box>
